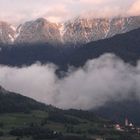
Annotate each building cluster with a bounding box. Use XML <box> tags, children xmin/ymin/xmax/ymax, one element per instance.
<box><xmin>114</xmin><ymin>118</ymin><xmax>140</xmax><ymax>134</ymax></box>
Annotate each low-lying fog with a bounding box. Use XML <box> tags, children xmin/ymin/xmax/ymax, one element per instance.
<box><xmin>0</xmin><ymin>53</ymin><xmax>140</xmax><ymax>109</ymax></box>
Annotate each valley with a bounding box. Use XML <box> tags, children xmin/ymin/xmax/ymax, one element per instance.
<box><xmin>0</xmin><ymin>86</ymin><xmax>140</xmax><ymax>140</ymax></box>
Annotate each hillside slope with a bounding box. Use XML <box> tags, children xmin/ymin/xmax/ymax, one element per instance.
<box><xmin>0</xmin><ymin>85</ymin><xmax>47</xmax><ymax>113</ymax></box>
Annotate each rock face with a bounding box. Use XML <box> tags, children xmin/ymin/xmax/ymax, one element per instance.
<box><xmin>15</xmin><ymin>18</ymin><xmax>62</xmax><ymax>45</ymax></box>
<box><xmin>62</xmin><ymin>16</ymin><xmax>140</xmax><ymax>45</ymax></box>
<box><xmin>0</xmin><ymin>16</ymin><xmax>140</xmax><ymax>46</ymax></box>
<box><xmin>0</xmin><ymin>22</ymin><xmax>16</xmax><ymax>44</ymax></box>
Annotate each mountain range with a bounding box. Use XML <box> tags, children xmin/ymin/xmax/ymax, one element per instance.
<box><xmin>0</xmin><ymin>27</ymin><xmax>140</xmax><ymax>69</ymax></box>
<box><xmin>1</xmin><ymin>15</ymin><xmax>140</xmax><ymax>126</ymax></box>
<box><xmin>0</xmin><ymin>15</ymin><xmax>140</xmax><ymax>45</ymax></box>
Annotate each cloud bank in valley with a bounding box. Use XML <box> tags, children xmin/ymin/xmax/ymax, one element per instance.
<box><xmin>0</xmin><ymin>0</ymin><xmax>140</xmax><ymax>24</ymax></box>
<box><xmin>1</xmin><ymin>53</ymin><xmax>140</xmax><ymax>110</ymax></box>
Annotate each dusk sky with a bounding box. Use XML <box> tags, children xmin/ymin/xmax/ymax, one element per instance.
<box><xmin>0</xmin><ymin>0</ymin><xmax>140</xmax><ymax>24</ymax></box>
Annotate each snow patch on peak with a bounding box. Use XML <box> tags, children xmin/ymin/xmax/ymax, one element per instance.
<box><xmin>59</xmin><ymin>24</ymin><xmax>65</xmax><ymax>38</ymax></box>
<box><xmin>15</xmin><ymin>25</ymin><xmax>22</xmax><ymax>38</ymax></box>
<box><xmin>8</xmin><ymin>34</ymin><xmax>14</xmax><ymax>42</ymax></box>
<box><xmin>10</xmin><ymin>25</ymin><xmax>16</xmax><ymax>31</ymax></box>
<box><xmin>0</xmin><ymin>21</ymin><xmax>16</xmax><ymax>44</ymax></box>
<box><xmin>0</xmin><ymin>29</ymin><xmax>2</xmax><ymax>35</ymax></box>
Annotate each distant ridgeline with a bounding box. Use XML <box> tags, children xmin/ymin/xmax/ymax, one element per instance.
<box><xmin>0</xmin><ymin>28</ymin><xmax>140</xmax><ymax>71</ymax></box>
<box><xmin>0</xmin><ymin>16</ymin><xmax>140</xmax><ymax>45</ymax></box>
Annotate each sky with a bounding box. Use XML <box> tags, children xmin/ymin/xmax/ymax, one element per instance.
<box><xmin>0</xmin><ymin>0</ymin><xmax>140</xmax><ymax>24</ymax></box>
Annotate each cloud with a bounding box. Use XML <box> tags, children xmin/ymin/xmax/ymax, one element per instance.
<box><xmin>0</xmin><ymin>0</ymin><xmax>140</xmax><ymax>24</ymax></box>
<box><xmin>43</xmin><ymin>4</ymin><xmax>71</xmax><ymax>22</ymax></box>
<box><xmin>1</xmin><ymin>53</ymin><xmax>140</xmax><ymax>110</ymax></box>
<box><xmin>128</xmin><ymin>0</ymin><xmax>140</xmax><ymax>16</ymax></box>
<box><xmin>79</xmin><ymin>0</ymin><xmax>136</xmax><ymax>18</ymax></box>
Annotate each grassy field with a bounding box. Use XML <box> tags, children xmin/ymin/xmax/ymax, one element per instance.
<box><xmin>0</xmin><ymin>110</ymin><xmax>139</xmax><ymax>140</ymax></box>
<box><xmin>0</xmin><ymin>110</ymin><xmax>103</xmax><ymax>140</ymax></box>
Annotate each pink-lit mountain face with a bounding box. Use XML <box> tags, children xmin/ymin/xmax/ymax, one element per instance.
<box><xmin>15</xmin><ymin>18</ymin><xmax>62</xmax><ymax>45</ymax></box>
<box><xmin>0</xmin><ymin>22</ymin><xmax>16</xmax><ymax>44</ymax></box>
<box><xmin>62</xmin><ymin>16</ymin><xmax>140</xmax><ymax>45</ymax></box>
<box><xmin>0</xmin><ymin>16</ymin><xmax>140</xmax><ymax>45</ymax></box>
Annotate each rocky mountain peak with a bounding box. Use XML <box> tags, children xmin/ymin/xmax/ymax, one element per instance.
<box><xmin>62</xmin><ymin>16</ymin><xmax>140</xmax><ymax>45</ymax></box>
<box><xmin>0</xmin><ymin>16</ymin><xmax>140</xmax><ymax>46</ymax></box>
<box><xmin>0</xmin><ymin>21</ymin><xmax>16</xmax><ymax>44</ymax></box>
<box><xmin>15</xmin><ymin>18</ymin><xmax>62</xmax><ymax>45</ymax></box>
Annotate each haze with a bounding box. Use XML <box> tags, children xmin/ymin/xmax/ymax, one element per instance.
<box><xmin>1</xmin><ymin>54</ymin><xmax>140</xmax><ymax>110</ymax></box>
<box><xmin>0</xmin><ymin>0</ymin><xmax>140</xmax><ymax>24</ymax></box>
